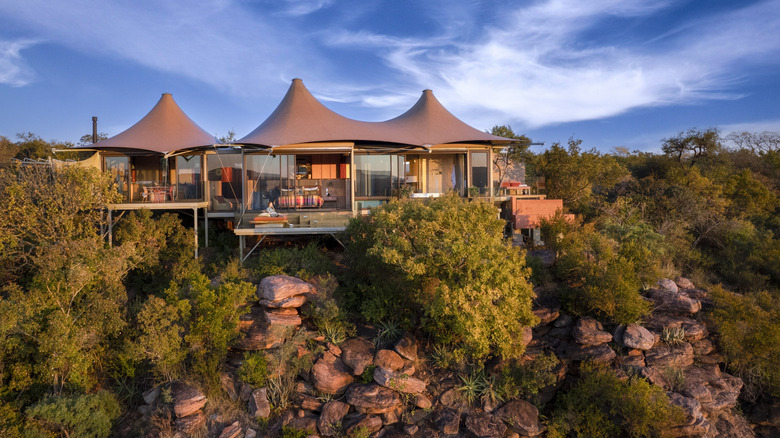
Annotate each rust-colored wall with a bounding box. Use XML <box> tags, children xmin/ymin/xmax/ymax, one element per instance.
<box><xmin>511</xmin><ymin>198</ymin><xmax>573</xmax><ymax>228</ymax></box>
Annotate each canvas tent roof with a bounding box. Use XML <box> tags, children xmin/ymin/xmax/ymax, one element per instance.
<box><xmin>238</xmin><ymin>79</ymin><xmax>512</xmax><ymax>148</ymax></box>
<box><xmin>79</xmin><ymin>93</ymin><xmax>218</xmax><ymax>155</ymax></box>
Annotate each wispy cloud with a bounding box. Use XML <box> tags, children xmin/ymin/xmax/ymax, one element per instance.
<box><xmin>278</xmin><ymin>0</ymin><xmax>335</xmax><ymax>17</ymax></box>
<box><xmin>0</xmin><ymin>39</ymin><xmax>37</xmax><ymax>87</ymax></box>
<box><xmin>330</xmin><ymin>0</ymin><xmax>780</xmax><ymax>129</ymax></box>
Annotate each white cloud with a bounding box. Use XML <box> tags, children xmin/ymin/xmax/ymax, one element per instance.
<box><xmin>330</xmin><ymin>0</ymin><xmax>780</xmax><ymax>130</ymax></box>
<box><xmin>278</xmin><ymin>0</ymin><xmax>335</xmax><ymax>16</ymax></box>
<box><xmin>718</xmin><ymin>119</ymin><xmax>780</xmax><ymax>135</ymax></box>
<box><xmin>0</xmin><ymin>39</ymin><xmax>37</xmax><ymax>87</ymax></box>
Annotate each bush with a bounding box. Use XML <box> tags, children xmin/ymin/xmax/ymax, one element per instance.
<box><xmin>497</xmin><ymin>352</ymin><xmax>560</xmax><ymax>402</ymax></box>
<box><xmin>238</xmin><ymin>352</ymin><xmax>269</xmax><ymax>388</ymax></box>
<box><xmin>547</xmin><ymin>363</ymin><xmax>684</xmax><ymax>438</ymax></box>
<box><xmin>708</xmin><ymin>285</ymin><xmax>780</xmax><ymax>400</ymax></box>
<box><xmin>342</xmin><ymin>193</ymin><xmax>537</xmax><ymax>361</ymax></box>
<box><xmin>250</xmin><ymin>242</ymin><xmax>335</xmax><ymax>281</ymax></box>
<box><xmin>25</xmin><ymin>390</ymin><xmax>121</xmax><ymax>438</ymax></box>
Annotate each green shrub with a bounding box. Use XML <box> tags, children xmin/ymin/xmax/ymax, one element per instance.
<box><xmin>547</xmin><ymin>363</ymin><xmax>684</xmax><ymax>438</ymax></box>
<box><xmin>342</xmin><ymin>193</ymin><xmax>537</xmax><ymax>361</ymax></box>
<box><xmin>25</xmin><ymin>390</ymin><xmax>121</xmax><ymax>438</ymax></box>
<box><xmin>497</xmin><ymin>352</ymin><xmax>560</xmax><ymax>402</ymax></box>
<box><xmin>238</xmin><ymin>352</ymin><xmax>269</xmax><ymax>388</ymax></box>
<box><xmin>250</xmin><ymin>242</ymin><xmax>334</xmax><ymax>281</ymax></box>
<box><xmin>281</xmin><ymin>425</ymin><xmax>313</xmax><ymax>438</ymax></box>
<box><xmin>361</xmin><ymin>365</ymin><xmax>378</xmax><ymax>384</ymax></box>
<box><xmin>134</xmin><ymin>296</ymin><xmax>186</xmax><ymax>381</ymax></box>
<box><xmin>708</xmin><ymin>285</ymin><xmax>780</xmax><ymax>400</ymax></box>
<box><xmin>661</xmin><ymin>327</ymin><xmax>685</xmax><ymax>345</ymax></box>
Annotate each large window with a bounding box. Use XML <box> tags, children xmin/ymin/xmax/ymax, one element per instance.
<box><xmin>355</xmin><ymin>154</ymin><xmax>404</xmax><ymax>197</ymax></box>
<box><xmin>176</xmin><ymin>154</ymin><xmax>202</xmax><ymax>200</ymax></box>
<box><xmin>104</xmin><ymin>156</ymin><xmax>129</xmax><ymax>201</ymax></box>
<box><xmin>207</xmin><ymin>151</ymin><xmax>243</xmax><ymax>211</ymax></box>
<box><xmin>470</xmin><ymin>151</ymin><xmax>489</xmax><ymax>194</ymax></box>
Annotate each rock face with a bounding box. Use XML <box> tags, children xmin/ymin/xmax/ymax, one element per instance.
<box><xmin>248</xmin><ymin>388</ymin><xmax>270</xmax><ymax>418</ymax></box>
<box><xmin>318</xmin><ymin>401</ymin><xmax>350</xmax><ymax>437</ymax></box>
<box><xmin>258</xmin><ymin>274</ymin><xmax>315</xmax><ymax>302</ymax></box>
<box><xmin>621</xmin><ymin>324</ymin><xmax>655</xmax><ymax>351</ymax></box>
<box><xmin>572</xmin><ymin>317</ymin><xmax>613</xmax><ymax>345</ymax></box>
<box><xmin>645</xmin><ymin>342</ymin><xmax>695</xmax><ymax>368</ymax></box>
<box><xmin>465</xmin><ymin>412</ymin><xmax>508</xmax><ymax>438</ymax></box>
<box><xmin>259</xmin><ymin>295</ymin><xmax>307</xmax><ymax>308</ymax></box>
<box><xmin>434</xmin><ymin>408</ymin><xmax>460</xmax><ymax>435</ymax></box>
<box><xmin>374</xmin><ymin>349</ymin><xmax>405</xmax><ymax>371</ymax></box>
<box><xmin>346</xmin><ymin>384</ymin><xmax>402</xmax><ymax>414</ymax></box>
<box><xmin>496</xmin><ymin>400</ymin><xmax>545</xmax><ymax>436</ymax></box>
<box><xmin>263</xmin><ymin>308</ymin><xmax>302</xmax><ymax>326</ymax></box>
<box><xmin>341</xmin><ymin>337</ymin><xmax>376</xmax><ymax>375</ymax></box>
<box><xmin>171</xmin><ymin>382</ymin><xmax>207</xmax><ymax>418</ymax></box>
<box><xmin>565</xmin><ymin>343</ymin><xmax>616</xmax><ymax>363</ymax></box>
<box><xmin>218</xmin><ymin>421</ymin><xmax>242</xmax><ymax>438</ymax></box>
<box><xmin>312</xmin><ymin>352</ymin><xmax>354</xmax><ymax>394</ymax></box>
<box><xmin>174</xmin><ymin>410</ymin><xmax>206</xmax><ymax>435</ymax></box>
<box><xmin>373</xmin><ymin>366</ymin><xmax>426</xmax><ymax>394</ymax></box>
<box><xmin>646</xmin><ymin>288</ymin><xmax>701</xmax><ymax>314</ymax></box>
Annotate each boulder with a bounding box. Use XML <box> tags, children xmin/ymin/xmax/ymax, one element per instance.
<box><xmin>682</xmin><ymin>366</ymin><xmax>743</xmax><ymax>413</ymax></box>
<box><xmin>345</xmin><ymin>414</ymin><xmax>383</xmax><ymax>436</ymax></box>
<box><xmin>174</xmin><ymin>411</ymin><xmax>206</xmax><ymax>435</ymax></box>
<box><xmin>142</xmin><ymin>386</ymin><xmax>160</xmax><ymax>405</ymax></box>
<box><xmin>341</xmin><ymin>337</ymin><xmax>376</xmax><ymax>376</ymax></box>
<box><xmin>346</xmin><ymin>384</ymin><xmax>402</xmax><ymax>414</ymax></box>
<box><xmin>245</xmin><ymin>428</ymin><xmax>257</xmax><ymax>438</ymax></box>
<box><xmin>496</xmin><ymin>400</ymin><xmax>545</xmax><ymax>436</ymax></box>
<box><xmin>285</xmin><ymin>411</ymin><xmax>318</xmax><ymax>434</ymax></box>
<box><xmin>646</xmin><ymin>288</ymin><xmax>701</xmax><ymax>314</ymax></box>
<box><xmin>465</xmin><ymin>412</ymin><xmax>507</xmax><ymax>438</ymax></box>
<box><xmin>318</xmin><ymin>401</ymin><xmax>350</xmax><ymax>437</ymax></box>
<box><xmin>522</xmin><ymin>326</ymin><xmax>534</xmax><ymax>347</ymax></box>
<box><xmin>668</xmin><ymin>393</ymin><xmax>711</xmax><ymax>437</ymax></box>
<box><xmin>622</xmin><ymin>324</ymin><xmax>655</xmax><ymax>351</ymax></box>
<box><xmin>553</xmin><ymin>313</ymin><xmax>573</xmax><ymax>328</ymax></box>
<box><xmin>394</xmin><ymin>333</ymin><xmax>418</xmax><ymax>361</ymax></box>
<box><xmin>434</xmin><ymin>408</ymin><xmax>460</xmax><ymax>435</ymax></box>
<box><xmin>645</xmin><ymin>343</ymin><xmax>694</xmax><ymax>368</ymax></box>
<box><xmin>415</xmin><ymin>394</ymin><xmax>432</xmax><ymax>409</ymax></box>
<box><xmin>710</xmin><ymin>409</ymin><xmax>754</xmax><ymax>437</ymax></box>
<box><xmin>565</xmin><ymin>343</ymin><xmax>616</xmax><ymax>363</ymax></box>
<box><xmin>171</xmin><ymin>382</ymin><xmax>207</xmax><ymax>418</ymax></box>
<box><xmin>312</xmin><ymin>352</ymin><xmax>354</xmax><ymax>395</ymax></box>
<box><xmin>373</xmin><ymin>367</ymin><xmax>426</xmax><ymax>394</ymax></box>
<box><xmin>692</xmin><ymin>339</ymin><xmax>714</xmax><ymax>356</ymax></box>
<box><xmin>675</xmin><ymin>277</ymin><xmax>696</xmax><ymax>290</ymax></box>
<box><xmin>374</xmin><ymin>349</ymin><xmax>405</xmax><ymax>371</ymax></box>
<box><xmin>258</xmin><ymin>274</ymin><xmax>315</xmax><ymax>302</ymax></box>
<box><xmin>572</xmin><ymin>317</ymin><xmax>612</xmax><ymax>346</ymax></box>
<box><xmin>262</xmin><ymin>308</ymin><xmax>302</xmax><ymax>326</ymax></box>
<box><xmin>259</xmin><ymin>295</ymin><xmax>307</xmax><ymax>308</ymax></box>
<box><xmin>297</xmin><ymin>393</ymin><xmax>323</xmax><ymax>412</ymax></box>
<box><xmin>218</xmin><ymin>421</ymin><xmax>242</xmax><ymax>438</ymax></box>
<box><xmin>248</xmin><ymin>388</ymin><xmax>270</xmax><ymax>418</ymax></box>
<box><xmin>236</xmin><ymin>307</ymin><xmax>288</xmax><ymax>350</ymax></box>
<box><xmin>657</xmin><ymin>278</ymin><xmax>679</xmax><ymax>293</ymax></box>
<box><xmin>533</xmin><ymin>306</ymin><xmax>560</xmax><ymax>326</ymax></box>
<box><xmin>220</xmin><ymin>372</ymin><xmax>239</xmax><ymax>401</ymax></box>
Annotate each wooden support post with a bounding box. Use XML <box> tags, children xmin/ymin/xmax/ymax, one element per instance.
<box><xmin>204</xmin><ymin>210</ymin><xmax>209</xmax><ymax>247</ymax></box>
<box><xmin>108</xmin><ymin>209</ymin><xmax>113</xmax><ymax>246</ymax></box>
<box><xmin>193</xmin><ymin>207</ymin><xmax>198</xmax><ymax>258</ymax></box>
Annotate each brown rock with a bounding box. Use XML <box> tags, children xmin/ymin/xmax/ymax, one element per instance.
<box><xmin>522</xmin><ymin>326</ymin><xmax>533</xmax><ymax>347</ymax></box>
<box><xmin>682</xmin><ymin>366</ymin><xmax>743</xmax><ymax>412</ymax></box>
<box><xmin>496</xmin><ymin>400</ymin><xmax>545</xmax><ymax>436</ymax></box>
<box><xmin>258</xmin><ymin>274</ymin><xmax>315</xmax><ymax>301</ymax></box>
<box><xmin>263</xmin><ymin>308</ymin><xmax>302</xmax><ymax>326</ymax></box>
<box><xmin>373</xmin><ymin>367</ymin><xmax>426</xmax><ymax>394</ymax></box>
<box><xmin>692</xmin><ymin>339</ymin><xmax>714</xmax><ymax>356</ymax></box>
<box><xmin>346</xmin><ymin>384</ymin><xmax>402</xmax><ymax>414</ymax></box>
<box><xmin>415</xmin><ymin>394</ymin><xmax>432</xmax><ymax>409</ymax></box>
<box><xmin>341</xmin><ymin>337</ymin><xmax>376</xmax><ymax>375</ymax></box>
<box><xmin>218</xmin><ymin>421</ymin><xmax>242</xmax><ymax>438</ymax></box>
<box><xmin>245</xmin><ymin>428</ymin><xmax>257</xmax><ymax>438</ymax></box>
<box><xmin>318</xmin><ymin>400</ymin><xmax>350</xmax><ymax>437</ymax></box>
<box><xmin>668</xmin><ymin>393</ymin><xmax>711</xmax><ymax>437</ymax></box>
<box><xmin>622</xmin><ymin>324</ymin><xmax>655</xmax><ymax>351</ymax></box>
<box><xmin>434</xmin><ymin>408</ymin><xmax>460</xmax><ymax>435</ymax></box>
<box><xmin>248</xmin><ymin>388</ymin><xmax>270</xmax><ymax>418</ymax></box>
<box><xmin>565</xmin><ymin>343</ymin><xmax>616</xmax><ymax>363</ymax></box>
<box><xmin>236</xmin><ymin>307</ymin><xmax>289</xmax><ymax>350</ymax></box>
<box><xmin>174</xmin><ymin>411</ymin><xmax>206</xmax><ymax>435</ymax></box>
<box><xmin>171</xmin><ymin>382</ymin><xmax>207</xmax><ymax>418</ymax></box>
<box><xmin>259</xmin><ymin>294</ymin><xmax>307</xmax><ymax>308</ymax></box>
<box><xmin>620</xmin><ymin>353</ymin><xmax>645</xmax><ymax>368</ymax></box>
<box><xmin>312</xmin><ymin>352</ymin><xmax>354</xmax><ymax>394</ymax></box>
<box><xmin>553</xmin><ymin>313</ymin><xmax>573</xmax><ymax>327</ymax></box>
<box><xmin>646</xmin><ymin>288</ymin><xmax>701</xmax><ymax>314</ymax></box>
<box><xmin>285</xmin><ymin>411</ymin><xmax>318</xmax><ymax>434</ymax></box>
<box><xmin>394</xmin><ymin>333</ymin><xmax>418</xmax><ymax>361</ymax></box>
<box><xmin>142</xmin><ymin>386</ymin><xmax>160</xmax><ymax>405</ymax></box>
<box><xmin>345</xmin><ymin>414</ymin><xmax>383</xmax><ymax>436</ymax></box>
<box><xmin>220</xmin><ymin>372</ymin><xmax>239</xmax><ymax>401</ymax></box>
<box><xmin>572</xmin><ymin>317</ymin><xmax>612</xmax><ymax>346</ymax></box>
<box><xmin>465</xmin><ymin>412</ymin><xmax>507</xmax><ymax>438</ymax></box>
<box><xmin>533</xmin><ymin>306</ymin><xmax>560</xmax><ymax>326</ymax></box>
<box><xmin>675</xmin><ymin>277</ymin><xmax>696</xmax><ymax>290</ymax></box>
<box><xmin>657</xmin><ymin>278</ymin><xmax>679</xmax><ymax>293</ymax></box>
<box><xmin>297</xmin><ymin>393</ymin><xmax>323</xmax><ymax>412</ymax></box>
<box><xmin>374</xmin><ymin>349</ymin><xmax>405</xmax><ymax>371</ymax></box>
<box><xmin>710</xmin><ymin>409</ymin><xmax>753</xmax><ymax>437</ymax></box>
<box><xmin>645</xmin><ymin>343</ymin><xmax>694</xmax><ymax>368</ymax></box>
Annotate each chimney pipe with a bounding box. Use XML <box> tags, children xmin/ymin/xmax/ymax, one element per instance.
<box><xmin>92</xmin><ymin>116</ymin><xmax>98</xmax><ymax>144</ymax></box>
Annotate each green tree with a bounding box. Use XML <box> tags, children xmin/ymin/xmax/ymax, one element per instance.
<box><xmin>343</xmin><ymin>193</ymin><xmax>537</xmax><ymax>360</ymax></box>
<box><xmin>661</xmin><ymin>128</ymin><xmax>722</xmax><ymax>168</ymax></box>
<box><xmin>25</xmin><ymin>390</ymin><xmax>120</xmax><ymax>438</ymax></box>
<box><xmin>489</xmin><ymin>125</ymin><xmax>535</xmax><ymax>187</ymax></box>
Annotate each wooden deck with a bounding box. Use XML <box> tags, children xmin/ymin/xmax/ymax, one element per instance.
<box><xmin>110</xmin><ymin>201</ymin><xmax>209</xmax><ymax>210</ymax></box>
<box><xmin>235</xmin><ymin>226</ymin><xmax>348</xmax><ymax>261</ymax></box>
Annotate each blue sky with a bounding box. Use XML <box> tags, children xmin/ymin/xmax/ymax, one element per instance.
<box><xmin>2</xmin><ymin>0</ymin><xmax>780</xmax><ymax>152</ymax></box>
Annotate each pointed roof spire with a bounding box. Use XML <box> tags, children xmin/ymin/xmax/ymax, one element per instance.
<box><xmin>384</xmin><ymin>89</ymin><xmax>510</xmax><ymax>146</ymax></box>
<box><xmin>84</xmin><ymin>93</ymin><xmax>218</xmax><ymax>154</ymax></box>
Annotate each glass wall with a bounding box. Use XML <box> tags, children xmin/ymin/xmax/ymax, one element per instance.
<box><xmin>470</xmin><ymin>151</ymin><xmax>489</xmax><ymax>195</ymax></box>
<box><xmin>176</xmin><ymin>154</ymin><xmax>202</xmax><ymax>201</ymax></box>
<box><xmin>355</xmin><ymin>154</ymin><xmax>404</xmax><ymax>197</ymax></box>
<box><xmin>405</xmin><ymin>154</ymin><xmax>465</xmax><ymax>195</ymax></box>
<box><xmin>207</xmin><ymin>151</ymin><xmax>243</xmax><ymax>211</ymax></box>
<box><xmin>104</xmin><ymin>156</ymin><xmax>129</xmax><ymax>201</ymax></box>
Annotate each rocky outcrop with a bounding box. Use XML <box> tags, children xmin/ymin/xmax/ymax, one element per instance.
<box><xmin>341</xmin><ymin>337</ymin><xmax>376</xmax><ymax>375</ymax></box>
<box><xmin>621</xmin><ymin>324</ymin><xmax>655</xmax><ymax>351</ymax></box>
<box><xmin>312</xmin><ymin>351</ymin><xmax>354</xmax><ymax>394</ymax></box>
<box><xmin>346</xmin><ymin>384</ymin><xmax>402</xmax><ymax>414</ymax></box>
<box><xmin>496</xmin><ymin>399</ymin><xmax>545</xmax><ymax>436</ymax></box>
<box><xmin>373</xmin><ymin>366</ymin><xmax>426</xmax><ymax>394</ymax></box>
<box><xmin>258</xmin><ymin>274</ymin><xmax>315</xmax><ymax>302</ymax></box>
<box><xmin>572</xmin><ymin>317</ymin><xmax>612</xmax><ymax>345</ymax></box>
<box><xmin>318</xmin><ymin>401</ymin><xmax>350</xmax><ymax>437</ymax></box>
<box><xmin>171</xmin><ymin>382</ymin><xmax>207</xmax><ymax>418</ymax></box>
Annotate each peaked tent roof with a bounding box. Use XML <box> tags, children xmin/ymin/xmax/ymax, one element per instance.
<box><xmin>238</xmin><ymin>79</ymin><xmax>512</xmax><ymax>148</ymax></box>
<box><xmin>383</xmin><ymin>89</ymin><xmax>511</xmax><ymax>146</ymax></box>
<box><xmin>80</xmin><ymin>93</ymin><xmax>218</xmax><ymax>154</ymax></box>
